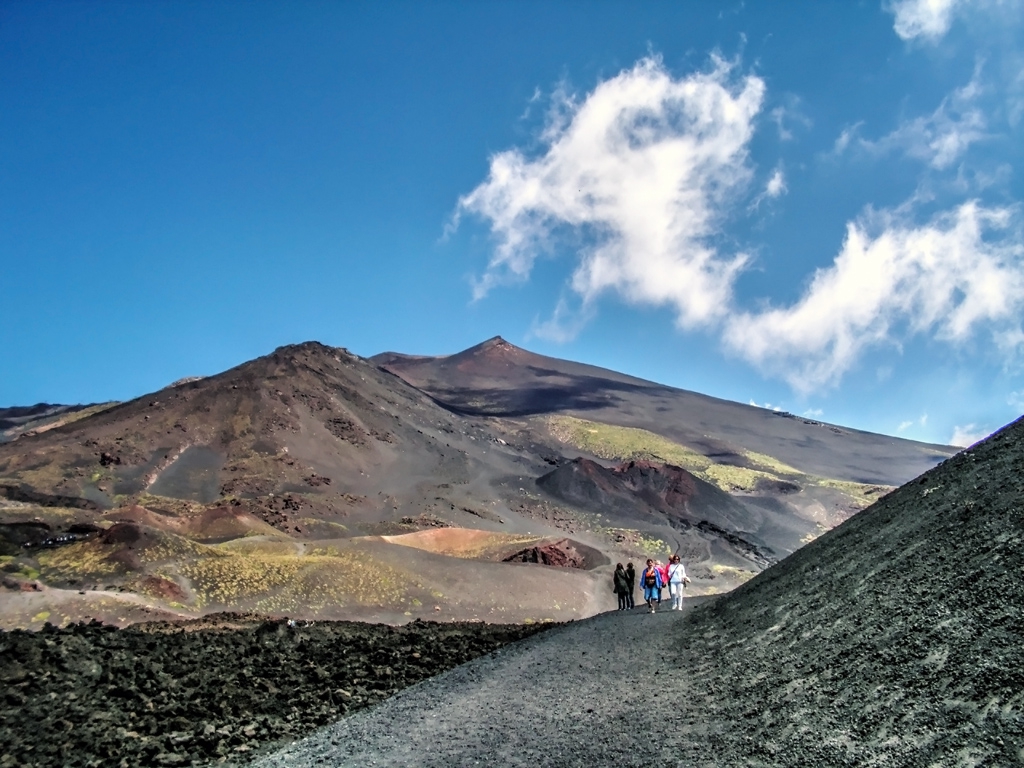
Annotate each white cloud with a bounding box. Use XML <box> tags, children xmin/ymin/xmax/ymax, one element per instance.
<box><xmin>950</xmin><ymin>423</ymin><xmax>991</xmax><ymax>446</ymax></box>
<box><xmin>897</xmin><ymin>413</ymin><xmax>929</xmax><ymax>433</ymax></box>
<box><xmin>833</xmin><ymin>123</ymin><xmax>863</xmax><ymax>154</ymax></box>
<box><xmin>765</xmin><ymin>169</ymin><xmax>787</xmax><ymax>197</ymax></box>
<box><xmin>887</xmin><ymin>0</ymin><xmax>964</xmax><ymax>41</ymax></box>
<box><xmin>751</xmin><ymin>167</ymin><xmax>787</xmax><ymax>210</ymax></box>
<box><xmin>769</xmin><ymin>99</ymin><xmax>811</xmax><ymax>141</ymax></box>
<box><xmin>457</xmin><ymin>55</ymin><xmax>1024</xmax><ymax>396</ymax></box>
<box><xmin>770</xmin><ymin>107</ymin><xmax>793</xmax><ymax>141</ymax></box>
<box><xmin>1009</xmin><ymin>390</ymin><xmax>1024</xmax><ymax>413</ymax></box>
<box><xmin>835</xmin><ymin>71</ymin><xmax>986</xmax><ymax>169</ymax></box>
<box><xmin>803</xmin><ymin>408</ymin><xmax>824</xmax><ymax>418</ymax></box>
<box><xmin>456</xmin><ymin>54</ymin><xmax>764</xmax><ymax>329</ymax></box>
<box><xmin>749</xmin><ymin>399</ymin><xmax>783</xmax><ymax>411</ymax></box>
<box><xmin>529</xmin><ymin>295</ymin><xmax>593</xmax><ymax>343</ymax></box>
<box><xmin>724</xmin><ymin>201</ymin><xmax>1024</xmax><ymax>392</ymax></box>
<box><xmin>885</xmin><ymin>0</ymin><xmax>1023</xmax><ymax>42</ymax></box>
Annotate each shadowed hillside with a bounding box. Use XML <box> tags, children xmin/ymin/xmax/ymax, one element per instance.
<box><xmin>374</xmin><ymin>336</ymin><xmax>954</xmax><ymax>485</ymax></box>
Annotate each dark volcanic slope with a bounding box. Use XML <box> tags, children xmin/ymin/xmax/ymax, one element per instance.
<box><xmin>0</xmin><ymin>404</ymin><xmax>115</xmax><ymax>444</ymax></box>
<box><xmin>257</xmin><ymin>416</ymin><xmax>1024</xmax><ymax>767</ymax></box>
<box><xmin>374</xmin><ymin>337</ymin><xmax>955</xmax><ymax>485</ymax></box>
<box><xmin>538</xmin><ymin>458</ymin><xmax>779</xmax><ymax>566</ymax></box>
<box><xmin>538</xmin><ymin>457</ymin><xmax>755</xmax><ymax>528</ymax></box>
<box><xmin>0</xmin><ymin>342</ymin><xmax>505</xmax><ymax>524</ymax></box>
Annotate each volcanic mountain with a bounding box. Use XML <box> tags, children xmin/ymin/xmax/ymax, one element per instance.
<box><xmin>374</xmin><ymin>336</ymin><xmax>951</xmax><ymax>485</ymax></box>
<box><xmin>0</xmin><ymin>338</ymin><xmax>958</xmax><ymax>628</ymax></box>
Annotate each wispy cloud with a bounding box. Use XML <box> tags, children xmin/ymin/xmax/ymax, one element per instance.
<box><xmin>768</xmin><ymin>97</ymin><xmax>812</xmax><ymax>141</ymax></box>
<box><xmin>834</xmin><ymin>70</ymin><xmax>987</xmax><ymax>169</ymax></box>
<box><xmin>750</xmin><ymin>167</ymin><xmax>787</xmax><ymax>211</ymax></box>
<box><xmin>530</xmin><ymin>295</ymin><xmax>594</xmax><ymax>343</ymax></box>
<box><xmin>885</xmin><ymin>0</ymin><xmax>1024</xmax><ymax>43</ymax></box>
<box><xmin>764</xmin><ymin>169</ymin><xmax>787</xmax><ymax>198</ymax></box>
<box><xmin>897</xmin><ymin>413</ymin><xmax>929</xmax><ymax>433</ymax></box>
<box><xmin>455</xmin><ymin>54</ymin><xmax>764</xmax><ymax>329</ymax></box>
<box><xmin>950</xmin><ymin>423</ymin><xmax>990</xmax><ymax>446</ymax></box>
<box><xmin>725</xmin><ymin>201</ymin><xmax>1024</xmax><ymax>392</ymax></box>
<box><xmin>1009</xmin><ymin>390</ymin><xmax>1024</xmax><ymax>413</ymax></box>
<box><xmin>886</xmin><ymin>0</ymin><xmax>965</xmax><ymax>41</ymax></box>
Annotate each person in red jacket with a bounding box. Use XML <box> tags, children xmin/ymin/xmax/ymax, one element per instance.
<box><xmin>656</xmin><ymin>559</ymin><xmax>671</xmax><ymax>606</ymax></box>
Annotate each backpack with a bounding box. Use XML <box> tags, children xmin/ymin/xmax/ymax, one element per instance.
<box><xmin>644</xmin><ymin>569</ymin><xmax>656</xmax><ymax>588</ymax></box>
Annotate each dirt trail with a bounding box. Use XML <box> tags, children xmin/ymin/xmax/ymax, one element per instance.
<box><xmin>254</xmin><ymin>604</ymin><xmax>708</xmax><ymax>767</ymax></box>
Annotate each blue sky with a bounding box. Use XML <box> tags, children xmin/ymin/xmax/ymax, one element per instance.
<box><xmin>2</xmin><ymin>0</ymin><xmax>1022</xmax><ymax>447</ymax></box>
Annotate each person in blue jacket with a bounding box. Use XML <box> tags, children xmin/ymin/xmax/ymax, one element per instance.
<box><xmin>640</xmin><ymin>558</ymin><xmax>663</xmax><ymax>613</ymax></box>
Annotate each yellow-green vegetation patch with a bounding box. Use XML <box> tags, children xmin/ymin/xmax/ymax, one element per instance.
<box><xmin>591</xmin><ymin>524</ymin><xmax>671</xmax><ymax>557</ymax></box>
<box><xmin>703</xmin><ymin>464</ymin><xmax>782</xmax><ymax>493</ymax></box>
<box><xmin>741</xmin><ymin>450</ymin><xmax>802</xmax><ymax>476</ymax></box>
<box><xmin>217</xmin><ymin>538</ymin><xmax>298</xmax><ymax>557</ymax></box>
<box><xmin>548</xmin><ymin>415</ymin><xmax>713</xmax><ymax>472</ymax></box>
<box><xmin>135</xmin><ymin>534</ymin><xmax>226</xmax><ymax>565</ymax></box>
<box><xmin>0</xmin><ymin>463</ymin><xmax>80</xmax><ymax>494</ymax></box>
<box><xmin>709</xmin><ymin>564</ymin><xmax>757</xmax><ymax>583</ymax></box>
<box><xmin>800</xmin><ymin>524</ymin><xmax>829</xmax><ymax>544</ymax></box>
<box><xmin>547</xmin><ymin>415</ymin><xmax>892</xmax><ymax>506</ymax></box>
<box><xmin>0</xmin><ymin>505</ymin><xmax>81</xmax><ymax>525</ymax></box>
<box><xmin>547</xmin><ymin>415</ymin><xmax>782</xmax><ymax>492</ymax></box>
<box><xmin>178</xmin><ymin>549</ymin><xmax>408</xmax><ymax>612</ymax></box>
<box><xmin>132</xmin><ymin>494</ymin><xmax>206</xmax><ymax>517</ymax></box>
<box><xmin>37</xmin><ymin>542</ymin><xmax>122</xmax><ymax>580</ymax></box>
<box><xmin>813</xmin><ymin>478</ymin><xmax>894</xmax><ymax>508</ymax></box>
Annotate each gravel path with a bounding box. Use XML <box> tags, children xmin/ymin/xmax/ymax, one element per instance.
<box><xmin>253</xmin><ymin>601</ymin><xmax>710</xmax><ymax>768</ymax></box>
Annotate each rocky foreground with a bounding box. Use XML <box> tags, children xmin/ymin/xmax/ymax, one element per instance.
<box><xmin>0</xmin><ymin>616</ymin><xmax>552</xmax><ymax>767</ymax></box>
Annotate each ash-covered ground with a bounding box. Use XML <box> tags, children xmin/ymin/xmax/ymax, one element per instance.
<box><xmin>0</xmin><ymin>615</ymin><xmax>552</xmax><ymax>768</ymax></box>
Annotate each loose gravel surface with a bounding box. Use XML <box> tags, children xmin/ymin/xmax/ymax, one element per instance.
<box><xmin>257</xmin><ymin>418</ymin><xmax>1024</xmax><ymax>767</ymax></box>
<box><xmin>254</xmin><ymin>603</ymin><xmax>714</xmax><ymax>768</ymax></box>
<box><xmin>0</xmin><ymin>616</ymin><xmax>551</xmax><ymax>767</ymax></box>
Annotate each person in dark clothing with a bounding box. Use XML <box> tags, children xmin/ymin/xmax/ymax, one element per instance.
<box><xmin>613</xmin><ymin>563</ymin><xmax>630</xmax><ymax>610</ymax></box>
<box><xmin>625</xmin><ymin>562</ymin><xmax>636</xmax><ymax>609</ymax></box>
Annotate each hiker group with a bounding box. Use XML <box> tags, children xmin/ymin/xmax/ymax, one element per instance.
<box><xmin>612</xmin><ymin>556</ymin><xmax>689</xmax><ymax>613</ymax></box>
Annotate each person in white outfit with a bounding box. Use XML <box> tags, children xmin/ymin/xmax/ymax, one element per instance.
<box><xmin>667</xmin><ymin>554</ymin><xmax>690</xmax><ymax>611</ymax></box>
